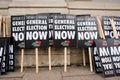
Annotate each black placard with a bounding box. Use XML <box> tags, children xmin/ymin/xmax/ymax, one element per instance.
<box><xmin>11</xmin><ymin>15</ymin><xmax>25</xmax><ymax>49</ymax></box>
<box><xmin>107</xmin><ymin>39</ymin><xmax>120</xmax><ymax>76</ymax></box>
<box><xmin>8</xmin><ymin>37</ymin><xmax>15</xmax><ymax>71</ymax></box>
<box><xmin>53</xmin><ymin>14</ymin><xmax>76</xmax><ymax>47</ymax></box>
<box><xmin>92</xmin><ymin>47</ymin><xmax>102</xmax><ymax>73</ymax></box>
<box><xmin>77</xmin><ymin>17</ymin><xmax>98</xmax><ymax>48</ymax></box>
<box><xmin>5</xmin><ymin>38</ymin><xmax>9</xmax><ymax>72</ymax></box>
<box><xmin>0</xmin><ymin>38</ymin><xmax>8</xmax><ymax>74</ymax></box>
<box><xmin>102</xmin><ymin>16</ymin><xmax>120</xmax><ymax>39</ymax></box>
<box><xmin>25</xmin><ymin>14</ymin><xmax>49</xmax><ymax>48</ymax></box>
<box><xmin>48</xmin><ymin>13</ymin><xmax>61</xmax><ymax>46</ymax></box>
<box><xmin>95</xmin><ymin>39</ymin><xmax>115</xmax><ymax>77</ymax></box>
<box><xmin>0</xmin><ymin>38</ymin><xmax>5</xmax><ymax>74</ymax></box>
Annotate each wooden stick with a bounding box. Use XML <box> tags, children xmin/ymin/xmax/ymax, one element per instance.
<box><xmin>5</xmin><ymin>16</ymin><xmax>9</xmax><ymax>37</ymax></box>
<box><xmin>0</xmin><ymin>16</ymin><xmax>2</xmax><ymax>37</ymax></box>
<box><xmin>88</xmin><ymin>17</ymin><xmax>105</xmax><ymax>72</ymax></box>
<box><xmin>48</xmin><ymin>47</ymin><xmax>52</xmax><ymax>70</ymax></box>
<box><xmin>35</xmin><ymin>48</ymin><xmax>39</xmax><ymax>73</ymax></box>
<box><xmin>64</xmin><ymin>47</ymin><xmax>67</xmax><ymax>72</ymax></box>
<box><xmin>88</xmin><ymin>47</ymin><xmax>93</xmax><ymax>72</ymax></box>
<box><xmin>3</xmin><ymin>16</ymin><xmax>6</xmax><ymax>37</ymax></box>
<box><xmin>109</xmin><ymin>19</ymin><xmax>119</xmax><ymax>39</ymax></box>
<box><xmin>20</xmin><ymin>49</ymin><xmax>24</xmax><ymax>73</ymax></box>
<box><xmin>96</xmin><ymin>17</ymin><xmax>105</xmax><ymax>39</ymax></box>
<box><xmin>82</xmin><ymin>48</ymin><xmax>86</xmax><ymax>66</ymax></box>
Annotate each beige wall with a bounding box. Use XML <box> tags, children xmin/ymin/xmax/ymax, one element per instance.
<box><xmin>0</xmin><ymin>0</ymin><xmax>120</xmax><ymax>67</ymax></box>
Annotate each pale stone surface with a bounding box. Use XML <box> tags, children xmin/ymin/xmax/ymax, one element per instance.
<box><xmin>68</xmin><ymin>2</ymin><xmax>120</xmax><ymax>10</ymax></box>
<box><xmin>70</xmin><ymin>48</ymin><xmax>89</xmax><ymax>65</ymax></box>
<box><xmin>70</xmin><ymin>10</ymin><xmax>120</xmax><ymax>16</ymax></box>
<box><xmin>1</xmin><ymin>67</ymin><xmax>120</xmax><ymax>80</ymax></box>
<box><xmin>9</xmin><ymin>0</ymin><xmax>67</xmax><ymax>7</ymax></box>
<box><xmin>0</xmin><ymin>0</ymin><xmax>120</xmax><ymax>68</ymax></box>
<box><xmin>9</xmin><ymin>8</ymin><xmax>68</xmax><ymax>15</ymax></box>
<box><xmin>15</xmin><ymin>52</ymin><xmax>70</xmax><ymax>67</ymax></box>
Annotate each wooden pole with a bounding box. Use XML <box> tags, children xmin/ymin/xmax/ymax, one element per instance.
<box><xmin>109</xmin><ymin>19</ymin><xmax>119</xmax><ymax>39</ymax></box>
<box><xmin>82</xmin><ymin>48</ymin><xmax>86</xmax><ymax>66</ymax></box>
<box><xmin>88</xmin><ymin>47</ymin><xmax>93</xmax><ymax>72</ymax></box>
<box><xmin>88</xmin><ymin>17</ymin><xmax>105</xmax><ymax>72</ymax></box>
<box><xmin>96</xmin><ymin>17</ymin><xmax>105</xmax><ymax>39</ymax></box>
<box><xmin>48</xmin><ymin>47</ymin><xmax>52</xmax><ymax>70</ymax></box>
<box><xmin>35</xmin><ymin>48</ymin><xmax>39</xmax><ymax>73</ymax></box>
<box><xmin>5</xmin><ymin>16</ymin><xmax>9</xmax><ymax>37</ymax></box>
<box><xmin>64</xmin><ymin>47</ymin><xmax>67</xmax><ymax>72</ymax></box>
<box><xmin>3</xmin><ymin>16</ymin><xmax>6</xmax><ymax>37</ymax></box>
<box><xmin>20</xmin><ymin>49</ymin><xmax>24</xmax><ymax>73</ymax></box>
<box><xmin>0</xmin><ymin>16</ymin><xmax>2</xmax><ymax>37</ymax></box>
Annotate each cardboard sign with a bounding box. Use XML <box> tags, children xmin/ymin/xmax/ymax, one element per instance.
<box><xmin>25</xmin><ymin>14</ymin><xmax>49</xmax><ymax>48</ymax></box>
<box><xmin>5</xmin><ymin>38</ymin><xmax>9</xmax><ymax>72</ymax></box>
<box><xmin>77</xmin><ymin>17</ymin><xmax>98</xmax><ymax>48</ymax></box>
<box><xmin>102</xmin><ymin>16</ymin><xmax>120</xmax><ymax>38</ymax></box>
<box><xmin>95</xmin><ymin>39</ymin><xmax>115</xmax><ymax>77</ymax></box>
<box><xmin>107</xmin><ymin>39</ymin><xmax>120</xmax><ymax>76</ymax></box>
<box><xmin>48</xmin><ymin>13</ymin><xmax>60</xmax><ymax>46</ymax></box>
<box><xmin>92</xmin><ymin>47</ymin><xmax>102</xmax><ymax>73</ymax></box>
<box><xmin>53</xmin><ymin>14</ymin><xmax>76</xmax><ymax>47</ymax></box>
<box><xmin>0</xmin><ymin>38</ymin><xmax>8</xmax><ymax>74</ymax></box>
<box><xmin>0</xmin><ymin>38</ymin><xmax>5</xmax><ymax>74</ymax></box>
<box><xmin>8</xmin><ymin>37</ymin><xmax>15</xmax><ymax>71</ymax></box>
<box><xmin>11</xmin><ymin>15</ymin><xmax>25</xmax><ymax>49</ymax></box>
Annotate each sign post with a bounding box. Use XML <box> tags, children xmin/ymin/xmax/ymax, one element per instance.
<box><xmin>82</xmin><ymin>48</ymin><xmax>86</xmax><ymax>66</ymax></box>
<box><xmin>25</xmin><ymin>14</ymin><xmax>49</xmax><ymax>73</ymax></box>
<box><xmin>48</xmin><ymin>47</ymin><xmax>51</xmax><ymax>70</ymax></box>
<box><xmin>64</xmin><ymin>47</ymin><xmax>67</xmax><ymax>72</ymax></box>
<box><xmin>21</xmin><ymin>49</ymin><xmax>24</xmax><ymax>73</ymax></box>
<box><xmin>35</xmin><ymin>48</ymin><xmax>38</xmax><ymax>73</ymax></box>
<box><xmin>88</xmin><ymin>47</ymin><xmax>93</xmax><ymax>72</ymax></box>
<box><xmin>53</xmin><ymin>14</ymin><xmax>76</xmax><ymax>72</ymax></box>
<box><xmin>11</xmin><ymin>15</ymin><xmax>25</xmax><ymax>73</ymax></box>
<box><xmin>48</xmin><ymin>13</ymin><xmax>60</xmax><ymax>70</ymax></box>
<box><xmin>109</xmin><ymin>18</ymin><xmax>120</xmax><ymax>76</ymax></box>
<box><xmin>95</xmin><ymin>17</ymin><xmax>115</xmax><ymax>77</ymax></box>
<box><xmin>0</xmin><ymin>15</ymin><xmax>1</xmax><ymax>37</ymax></box>
<box><xmin>76</xmin><ymin>16</ymin><xmax>98</xmax><ymax>72</ymax></box>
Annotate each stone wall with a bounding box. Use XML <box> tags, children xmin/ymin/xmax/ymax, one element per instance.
<box><xmin>0</xmin><ymin>0</ymin><xmax>120</xmax><ymax>67</ymax></box>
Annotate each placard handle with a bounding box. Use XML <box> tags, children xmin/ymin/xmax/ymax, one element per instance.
<box><xmin>109</xmin><ymin>19</ymin><xmax>119</xmax><ymax>39</ymax></box>
<box><xmin>20</xmin><ymin>49</ymin><xmax>24</xmax><ymax>73</ymax></box>
<box><xmin>82</xmin><ymin>48</ymin><xmax>86</xmax><ymax>66</ymax></box>
<box><xmin>35</xmin><ymin>48</ymin><xmax>39</xmax><ymax>73</ymax></box>
<box><xmin>64</xmin><ymin>47</ymin><xmax>67</xmax><ymax>72</ymax></box>
<box><xmin>48</xmin><ymin>47</ymin><xmax>52</xmax><ymax>70</ymax></box>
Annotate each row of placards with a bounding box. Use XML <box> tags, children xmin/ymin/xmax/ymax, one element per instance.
<box><xmin>11</xmin><ymin>13</ymin><xmax>97</xmax><ymax>49</ymax></box>
<box><xmin>93</xmin><ymin>39</ymin><xmax>120</xmax><ymax>77</ymax></box>
<box><xmin>11</xmin><ymin>13</ymin><xmax>120</xmax><ymax>77</ymax></box>
<box><xmin>11</xmin><ymin>13</ymin><xmax>93</xmax><ymax>48</ymax></box>
<box><xmin>0</xmin><ymin>37</ymin><xmax>14</xmax><ymax>75</ymax></box>
<box><xmin>11</xmin><ymin>14</ymin><xmax>120</xmax><ymax>49</ymax></box>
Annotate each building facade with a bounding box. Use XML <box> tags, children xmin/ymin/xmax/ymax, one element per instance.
<box><xmin>0</xmin><ymin>0</ymin><xmax>120</xmax><ymax>67</ymax></box>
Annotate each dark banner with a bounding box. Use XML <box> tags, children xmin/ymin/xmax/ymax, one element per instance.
<box><xmin>8</xmin><ymin>37</ymin><xmax>15</xmax><ymax>71</ymax></box>
<box><xmin>48</xmin><ymin>13</ymin><xmax>60</xmax><ymax>46</ymax></box>
<box><xmin>53</xmin><ymin>14</ymin><xmax>76</xmax><ymax>47</ymax></box>
<box><xmin>92</xmin><ymin>47</ymin><xmax>102</xmax><ymax>73</ymax></box>
<box><xmin>77</xmin><ymin>17</ymin><xmax>98</xmax><ymax>48</ymax></box>
<box><xmin>11</xmin><ymin>15</ymin><xmax>25</xmax><ymax>49</ymax></box>
<box><xmin>102</xmin><ymin>16</ymin><xmax>120</xmax><ymax>39</ymax></box>
<box><xmin>107</xmin><ymin>39</ymin><xmax>120</xmax><ymax>76</ymax></box>
<box><xmin>0</xmin><ymin>38</ymin><xmax>5</xmax><ymax>74</ymax></box>
<box><xmin>95</xmin><ymin>39</ymin><xmax>115</xmax><ymax>77</ymax></box>
<box><xmin>25</xmin><ymin>14</ymin><xmax>49</xmax><ymax>48</ymax></box>
<box><xmin>0</xmin><ymin>38</ymin><xmax>8</xmax><ymax>74</ymax></box>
